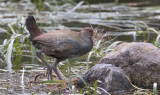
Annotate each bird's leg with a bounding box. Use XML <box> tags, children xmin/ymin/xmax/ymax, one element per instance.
<box><xmin>52</xmin><ymin>59</ymin><xmax>64</xmax><ymax>80</ymax></box>
<box><xmin>36</xmin><ymin>50</ymin><xmax>53</xmax><ymax>80</ymax></box>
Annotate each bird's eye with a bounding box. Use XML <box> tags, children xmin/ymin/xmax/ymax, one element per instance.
<box><xmin>89</xmin><ymin>30</ymin><xmax>92</xmax><ymax>32</ymax></box>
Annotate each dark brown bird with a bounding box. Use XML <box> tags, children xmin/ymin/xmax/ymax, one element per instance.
<box><xmin>25</xmin><ymin>16</ymin><xmax>93</xmax><ymax>80</ymax></box>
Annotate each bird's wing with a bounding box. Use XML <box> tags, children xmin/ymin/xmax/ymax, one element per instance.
<box><xmin>32</xmin><ymin>31</ymin><xmax>79</xmax><ymax>51</ymax></box>
<box><xmin>34</xmin><ymin>39</ymin><xmax>77</xmax><ymax>52</ymax></box>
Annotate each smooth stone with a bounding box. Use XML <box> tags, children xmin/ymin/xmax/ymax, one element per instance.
<box><xmin>99</xmin><ymin>42</ymin><xmax>160</xmax><ymax>88</ymax></box>
<box><xmin>76</xmin><ymin>64</ymin><xmax>131</xmax><ymax>92</ymax></box>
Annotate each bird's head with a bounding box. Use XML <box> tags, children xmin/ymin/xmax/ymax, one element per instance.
<box><xmin>80</xmin><ymin>27</ymin><xmax>94</xmax><ymax>38</ymax></box>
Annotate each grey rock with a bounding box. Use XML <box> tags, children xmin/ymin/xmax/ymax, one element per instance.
<box><xmin>99</xmin><ymin>42</ymin><xmax>160</xmax><ymax>88</ymax></box>
<box><xmin>76</xmin><ymin>64</ymin><xmax>131</xmax><ymax>92</ymax></box>
<box><xmin>76</xmin><ymin>42</ymin><xmax>160</xmax><ymax>92</ymax></box>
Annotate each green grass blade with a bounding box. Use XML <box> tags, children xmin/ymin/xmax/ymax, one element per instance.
<box><xmin>79</xmin><ymin>87</ymin><xmax>85</xmax><ymax>94</ymax></box>
<box><xmin>95</xmin><ymin>40</ymin><xmax>102</xmax><ymax>50</ymax></box>
<box><xmin>5</xmin><ymin>39</ymin><xmax>14</xmax><ymax>70</ymax></box>
<box><xmin>8</xmin><ymin>24</ymin><xmax>16</xmax><ymax>34</ymax></box>
<box><xmin>71</xmin><ymin>69</ymin><xmax>88</xmax><ymax>89</ymax></box>
<box><xmin>104</xmin><ymin>41</ymin><xmax>122</xmax><ymax>53</ymax></box>
<box><xmin>86</xmin><ymin>51</ymin><xmax>94</xmax><ymax>71</ymax></box>
<box><xmin>155</xmin><ymin>34</ymin><xmax>160</xmax><ymax>45</ymax></box>
<box><xmin>94</xmin><ymin>80</ymin><xmax>97</xmax><ymax>95</ymax></box>
<box><xmin>153</xmin><ymin>83</ymin><xmax>157</xmax><ymax>95</ymax></box>
<box><xmin>97</xmin><ymin>87</ymin><xmax>111</xmax><ymax>95</ymax></box>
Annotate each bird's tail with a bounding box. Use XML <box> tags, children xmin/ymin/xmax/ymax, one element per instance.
<box><xmin>25</xmin><ymin>16</ymin><xmax>43</xmax><ymax>40</ymax></box>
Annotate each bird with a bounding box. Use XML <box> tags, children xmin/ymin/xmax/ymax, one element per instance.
<box><xmin>25</xmin><ymin>16</ymin><xmax>94</xmax><ymax>80</ymax></box>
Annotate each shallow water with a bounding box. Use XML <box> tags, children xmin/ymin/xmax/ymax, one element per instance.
<box><xmin>0</xmin><ymin>0</ymin><xmax>160</xmax><ymax>94</ymax></box>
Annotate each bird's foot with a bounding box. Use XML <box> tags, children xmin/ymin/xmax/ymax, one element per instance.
<box><xmin>34</xmin><ymin>73</ymin><xmax>45</xmax><ymax>81</ymax></box>
<box><xmin>29</xmin><ymin>73</ymin><xmax>45</xmax><ymax>84</ymax></box>
<box><xmin>46</xmin><ymin>65</ymin><xmax>53</xmax><ymax>80</ymax></box>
